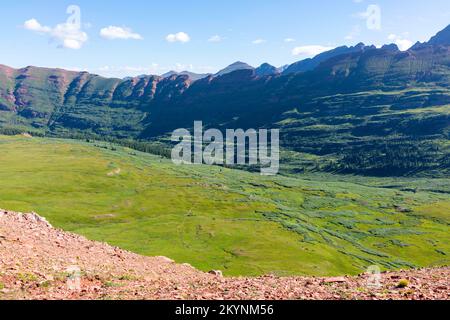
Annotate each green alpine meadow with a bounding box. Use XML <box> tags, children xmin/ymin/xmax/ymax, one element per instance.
<box><xmin>0</xmin><ymin>135</ymin><xmax>448</xmax><ymax>276</ymax></box>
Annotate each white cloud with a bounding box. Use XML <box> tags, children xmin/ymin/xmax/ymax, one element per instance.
<box><xmin>100</xmin><ymin>26</ymin><xmax>143</xmax><ymax>40</ymax></box>
<box><xmin>252</xmin><ymin>39</ymin><xmax>266</xmax><ymax>45</ymax></box>
<box><xmin>387</xmin><ymin>34</ymin><xmax>397</xmax><ymax>41</ymax></box>
<box><xmin>62</xmin><ymin>39</ymin><xmax>82</xmax><ymax>49</ymax></box>
<box><xmin>284</xmin><ymin>38</ymin><xmax>295</xmax><ymax>43</ymax></box>
<box><xmin>387</xmin><ymin>34</ymin><xmax>413</xmax><ymax>51</ymax></box>
<box><xmin>24</xmin><ymin>18</ymin><xmax>51</xmax><ymax>33</ymax></box>
<box><xmin>95</xmin><ymin>64</ymin><xmax>161</xmax><ymax>77</ymax></box>
<box><xmin>93</xmin><ymin>63</ymin><xmax>216</xmax><ymax>78</ymax></box>
<box><xmin>59</xmin><ymin>66</ymin><xmax>88</xmax><ymax>72</ymax></box>
<box><xmin>166</xmin><ymin>32</ymin><xmax>191</xmax><ymax>43</ymax></box>
<box><xmin>51</xmin><ymin>23</ymin><xmax>88</xmax><ymax>49</ymax></box>
<box><xmin>173</xmin><ymin>63</ymin><xmax>194</xmax><ymax>72</ymax></box>
<box><xmin>208</xmin><ymin>35</ymin><xmax>223</xmax><ymax>42</ymax></box>
<box><xmin>24</xmin><ymin>18</ymin><xmax>88</xmax><ymax>49</ymax></box>
<box><xmin>291</xmin><ymin>45</ymin><xmax>334</xmax><ymax>57</ymax></box>
<box><xmin>394</xmin><ymin>39</ymin><xmax>413</xmax><ymax>51</ymax></box>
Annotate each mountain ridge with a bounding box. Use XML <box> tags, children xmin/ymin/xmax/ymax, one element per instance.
<box><xmin>215</xmin><ymin>61</ymin><xmax>255</xmax><ymax>76</ymax></box>
<box><xmin>161</xmin><ymin>70</ymin><xmax>211</xmax><ymax>81</ymax></box>
<box><xmin>427</xmin><ymin>24</ymin><xmax>450</xmax><ymax>46</ymax></box>
<box><xmin>1</xmin><ymin>24</ymin><xmax>449</xmax><ymax>176</ymax></box>
<box><xmin>282</xmin><ymin>43</ymin><xmax>378</xmax><ymax>75</ymax></box>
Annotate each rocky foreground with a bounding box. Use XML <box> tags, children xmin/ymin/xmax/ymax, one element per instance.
<box><xmin>0</xmin><ymin>209</ymin><xmax>448</xmax><ymax>300</ymax></box>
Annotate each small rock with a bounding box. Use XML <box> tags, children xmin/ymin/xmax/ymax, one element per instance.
<box><xmin>394</xmin><ymin>205</ymin><xmax>412</xmax><ymax>213</ymax></box>
<box><xmin>323</xmin><ymin>277</ymin><xmax>346</xmax><ymax>283</ymax></box>
<box><xmin>208</xmin><ymin>270</ymin><xmax>223</xmax><ymax>277</ymax></box>
<box><xmin>157</xmin><ymin>256</ymin><xmax>174</xmax><ymax>263</ymax></box>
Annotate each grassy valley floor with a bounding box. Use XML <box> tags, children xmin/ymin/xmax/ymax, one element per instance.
<box><xmin>0</xmin><ymin>135</ymin><xmax>448</xmax><ymax>276</ymax></box>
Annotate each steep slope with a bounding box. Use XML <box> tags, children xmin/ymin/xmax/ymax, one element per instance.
<box><xmin>0</xmin><ymin>65</ymin><xmax>17</xmax><ymax>111</ymax></box>
<box><xmin>282</xmin><ymin>43</ymin><xmax>376</xmax><ymax>75</ymax></box>
<box><xmin>0</xmin><ymin>69</ymin><xmax>194</xmax><ymax>139</ymax></box>
<box><xmin>427</xmin><ymin>24</ymin><xmax>450</xmax><ymax>46</ymax></box>
<box><xmin>0</xmin><ymin>66</ymin><xmax>80</xmax><ymax>130</ymax></box>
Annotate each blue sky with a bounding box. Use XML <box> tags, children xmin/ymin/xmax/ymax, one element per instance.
<box><xmin>1</xmin><ymin>0</ymin><xmax>450</xmax><ymax>78</ymax></box>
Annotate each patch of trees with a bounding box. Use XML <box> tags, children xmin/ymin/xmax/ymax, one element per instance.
<box><xmin>324</xmin><ymin>140</ymin><xmax>448</xmax><ymax>176</ymax></box>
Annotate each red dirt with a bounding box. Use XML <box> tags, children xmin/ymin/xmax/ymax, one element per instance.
<box><xmin>0</xmin><ymin>209</ymin><xmax>448</xmax><ymax>300</ymax></box>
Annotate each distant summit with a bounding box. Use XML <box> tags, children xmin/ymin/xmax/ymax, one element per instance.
<box><xmin>380</xmin><ymin>44</ymin><xmax>400</xmax><ymax>51</ymax></box>
<box><xmin>255</xmin><ymin>63</ymin><xmax>280</xmax><ymax>76</ymax></box>
<box><xmin>216</xmin><ymin>61</ymin><xmax>254</xmax><ymax>77</ymax></box>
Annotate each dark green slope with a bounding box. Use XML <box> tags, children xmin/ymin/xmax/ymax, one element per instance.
<box><xmin>140</xmin><ymin>29</ymin><xmax>450</xmax><ymax>176</ymax></box>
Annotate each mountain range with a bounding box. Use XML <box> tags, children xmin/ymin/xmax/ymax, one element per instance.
<box><xmin>1</xmin><ymin>24</ymin><xmax>449</xmax><ymax>176</ymax></box>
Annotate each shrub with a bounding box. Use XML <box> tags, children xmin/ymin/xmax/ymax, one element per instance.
<box><xmin>397</xmin><ymin>279</ymin><xmax>409</xmax><ymax>288</ymax></box>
